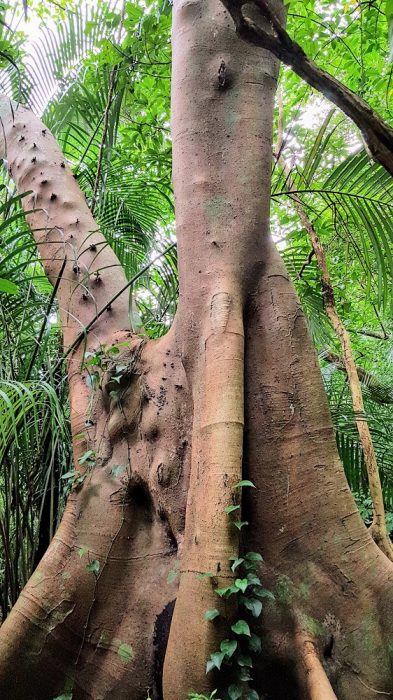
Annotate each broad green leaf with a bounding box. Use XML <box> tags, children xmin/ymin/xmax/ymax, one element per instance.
<box><xmin>204</xmin><ymin>609</ymin><xmax>220</xmax><ymax>621</ymax></box>
<box><xmin>86</xmin><ymin>559</ymin><xmax>100</xmax><ymax>574</ymax></box>
<box><xmin>206</xmin><ymin>651</ymin><xmax>225</xmax><ymax>672</ymax></box>
<box><xmin>235</xmin><ymin>578</ymin><xmax>249</xmax><ymax>593</ymax></box>
<box><xmin>230</xmin><ymin>557</ymin><xmax>244</xmax><ymax>571</ymax></box>
<box><xmin>78</xmin><ymin>449</ymin><xmax>95</xmax><ymax>464</ymax></box>
<box><xmin>111</xmin><ymin>464</ymin><xmax>127</xmax><ymax>478</ymax></box>
<box><xmin>242</xmin><ymin>597</ymin><xmax>262</xmax><ymax>618</ymax></box>
<box><xmin>214</xmin><ymin>585</ymin><xmax>237</xmax><ymax>597</ymax></box>
<box><xmin>231</xmin><ymin>619</ymin><xmax>251</xmax><ymax>636</ymax></box>
<box><xmin>233</xmin><ymin>520</ymin><xmax>249</xmax><ymax>530</ymax></box>
<box><xmin>248</xmin><ymin>633</ymin><xmax>262</xmax><ymax>653</ymax></box>
<box><xmin>228</xmin><ymin>685</ymin><xmax>242</xmax><ymax>700</ymax></box>
<box><xmin>237</xmin><ymin>654</ymin><xmax>253</xmax><ymax>667</ymax></box>
<box><xmin>220</xmin><ymin>638</ymin><xmax>237</xmax><ymax>658</ymax></box>
<box><xmin>224</xmin><ymin>504</ymin><xmax>240</xmax><ymax>514</ymax></box>
<box><xmin>118</xmin><ymin>643</ymin><xmax>133</xmax><ymax>665</ymax></box>
<box><xmin>61</xmin><ymin>470</ymin><xmax>77</xmax><ymax>480</ymax></box>
<box><xmin>0</xmin><ymin>278</ymin><xmax>19</xmax><ymax>294</ymax></box>
<box><xmin>234</xmin><ymin>480</ymin><xmax>256</xmax><ymax>489</ymax></box>
<box><xmin>244</xmin><ymin>552</ymin><xmax>263</xmax><ymax>562</ymax></box>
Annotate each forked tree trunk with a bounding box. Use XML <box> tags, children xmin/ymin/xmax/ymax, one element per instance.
<box><xmin>0</xmin><ymin>1</ymin><xmax>393</xmax><ymax>698</ymax></box>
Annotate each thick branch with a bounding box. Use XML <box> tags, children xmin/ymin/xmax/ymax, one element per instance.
<box><xmin>221</xmin><ymin>0</ymin><xmax>393</xmax><ymax>177</ymax></box>
<box><xmin>0</xmin><ymin>97</ymin><xmax>131</xmax><ymax>352</ymax></box>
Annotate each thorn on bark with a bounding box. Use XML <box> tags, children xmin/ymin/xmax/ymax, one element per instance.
<box><xmin>72</xmin><ymin>264</ymin><xmax>80</xmax><ymax>274</ymax></box>
<box><xmin>50</xmin><ymin>193</ymin><xmax>57</xmax><ymax>201</ymax></box>
<box><xmin>42</xmin><ymin>129</ymin><xmax>46</xmax><ymax>135</ymax></box>
<box><xmin>41</xmin><ymin>179</ymin><xmax>48</xmax><ymax>185</ymax></box>
<box><xmin>107</xmin><ymin>304</ymin><xmax>112</xmax><ymax>312</ymax></box>
<box><xmin>32</xmin><ymin>143</ymin><xmax>37</xmax><ymax>148</ymax></box>
<box><xmin>82</xmin><ymin>292</ymin><xmax>88</xmax><ymax>301</ymax></box>
<box><xmin>61</xmin><ymin>161</ymin><xmax>65</xmax><ymax>168</ymax></box>
<box><xmin>19</xmin><ymin>136</ymin><xmax>25</xmax><ymax>141</ymax></box>
<box><xmin>89</xmin><ymin>244</ymin><xmax>97</xmax><ymax>251</ymax></box>
<box><xmin>218</xmin><ymin>60</ymin><xmax>226</xmax><ymax>88</ymax></box>
<box><xmin>31</xmin><ymin>157</ymin><xmax>36</xmax><ymax>163</ymax></box>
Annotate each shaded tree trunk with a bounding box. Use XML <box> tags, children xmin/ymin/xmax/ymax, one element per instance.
<box><xmin>0</xmin><ymin>1</ymin><xmax>392</xmax><ymax>698</ymax></box>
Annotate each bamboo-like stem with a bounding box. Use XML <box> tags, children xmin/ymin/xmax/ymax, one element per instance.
<box><xmin>275</xmin><ymin>97</ymin><xmax>393</xmax><ymax>560</ymax></box>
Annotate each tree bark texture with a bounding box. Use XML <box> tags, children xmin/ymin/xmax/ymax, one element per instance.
<box><xmin>0</xmin><ymin>1</ymin><xmax>393</xmax><ymax>699</ymax></box>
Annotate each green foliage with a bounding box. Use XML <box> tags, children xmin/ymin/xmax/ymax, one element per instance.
<box><xmin>199</xmin><ymin>483</ymin><xmax>273</xmax><ymax>700</ymax></box>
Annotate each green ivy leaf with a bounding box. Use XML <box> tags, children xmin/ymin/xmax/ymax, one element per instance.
<box><xmin>230</xmin><ymin>557</ymin><xmax>244</xmax><ymax>571</ymax></box>
<box><xmin>86</xmin><ymin>559</ymin><xmax>100</xmax><ymax>574</ymax></box>
<box><xmin>220</xmin><ymin>638</ymin><xmax>237</xmax><ymax>658</ymax></box>
<box><xmin>224</xmin><ymin>504</ymin><xmax>240</xmax><ymax>514</ymax></box>
<box><xmin>242</xmin><ymin>597</ymin><xmax>262</xmax><ymax>618</ymax></box>
<box><xmin>248</xmin><ymin>633</ymin><xmax>262</xmax><ymax>653</ymax></box>
<box><xmin>235</xmin><ymin>578</ymin><xmax>249</xmax><ymax>593</ymax></box>
<box><xmin>78</xmin><ymin>450</ymin><xmax>95</xmax><ymax>465</ymax></box>
<box><xmin>255</xmin><ymin>588</ymin><xmax>275</xmax><ymax>600</ymax></box>
<box><xmin>244</xmin><ymin>552</ymin><xmax>263</xmax><ymax>562</ymax></box>
<box><xmin>228</xmin><ymin>685</ymin><xmax>242</xmax><ymax>700</ymax></box>
<box><xmin>204</xmin><ymin>608</ymin><xmax>220</xmax><ymax>621</ymax></box>
<box><xmin>237</xmin><ymin>654</ymin><xmax>253</xmax><ymax>667</ymax></box>
<box><xmin>111</xmin><ymin>464</ymin><xmax>127</xmax><ymax>478</ymax></box>
<box><xmin>61</xmin><ymin>470</ymin><xmax>77</xmax><ymax>481</ymax></box>
<box><xmin>247</xmin><ymin>573</ymin><xmax>262</xmax><ymax>586</ymax></box>
<box><xmin>233</xmin><ymin>520</ymin><xmax>249</xmax><ymax>530</ymax></box>
<box><xmin>234</xmin><ymin>480</ymin><xmax>255</xmax><ymax>489</ymax></box>
<box><xmin>231</xmin><ymin>619</ymin><xmax>251</xmax><ymax>636</ymax></box>
<box><xmin>206</xmin><ymin>651</ymin><xmax>225</xmax><ymax>672</ymax></box>
<box><xmin>78</xmin><ymin>546</ymin><xmax>88</xmax><ymax>558</ymax></box>
<box><xmin>215</xmin><ymin>585</ymin><xmax>237</xmax><ymax>597</ymax></box>
<box><xmin>118</xmin><ymin>643</ymin><xmax>133</xmax><ymax>665</ymax></box>
<box><xmin>246</xmin><ymin>690</ymin><xmax>259</xmax><ymax>700</ymax></box>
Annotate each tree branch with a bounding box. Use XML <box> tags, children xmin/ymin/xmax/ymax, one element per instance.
<box><xmin>221</xmin><ymin>0</ymin><xmax>393</xmax><ymax>177</ymax></box>
<box><xmin>0</xmin><ymin>96</ymin><xmax>131</xmax><ymax>352</ymax></box>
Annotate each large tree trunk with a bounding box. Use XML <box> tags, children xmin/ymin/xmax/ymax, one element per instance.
<box><xmin>0</xmin><ymin>0</ymin><xmax>393</xmax><ymax>698</ymax></box>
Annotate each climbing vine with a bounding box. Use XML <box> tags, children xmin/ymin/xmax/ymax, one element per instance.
<box><xmin>192</xmin><ymin>482</ymin><xmax>274</xmax><ymax>700</ymax></box>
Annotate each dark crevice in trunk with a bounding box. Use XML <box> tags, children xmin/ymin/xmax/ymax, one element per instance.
<box><xmin>152</xmin><ymin>600</ymin><xmax>176</xmax><ymax>700</ymax></box>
